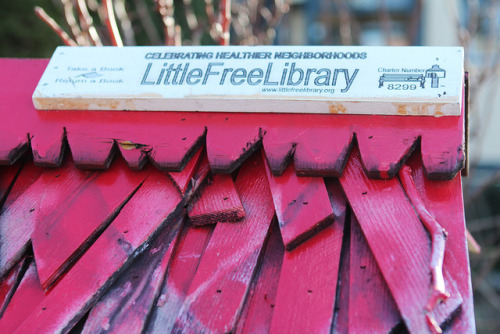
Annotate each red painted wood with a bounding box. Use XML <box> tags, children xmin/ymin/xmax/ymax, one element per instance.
<box><xmin>325</xmin><ymin>177</ymin><xmax>348</xmax><ymax>223</ymax></box>
<box><xmin>206</xmin><ymin>124</ymin><xmax>262</xmax><ymax>174</ymax></box>
<box><xmin>32</xmin><ymin>158</ymin><xmax>146</xmax><ymax>289</ymax></box>
<box><xmin>66</xmin><ymin>130</ymin><xmax>116</xmax><ymax>169</ymax></box>
<box><xmin>340</xmin><ymin>148</ymin><xmax>462</xmax><ymax>333</ymax></box>
<box><xmin>0</xmin><ymin>59</ymin><xmax>464</xmax><ymax>180</ymax></box>
<box><xmin>31</xmin><ymin>126</ymin><xmax>66</xmax><ymax>167</ymax></box>
<box><xmin>188</xmin><ymin>173</ymin><xmax>245</xmax><ymax>225</ymax></box>
<box><xmin>2</xmin><ymin>167</ymin><xmax>185</xmax><ymax>333</ymax></box>
<box><xmin>0</xmin><ymin>163</ymin><xmax>21</xmax><ymax>208</ymax></box>
<box><xmin>0</xmin><ymin>160</ymin><xmax>78</xmax><ymax>278</ymax></box>
<box><xmin>148</xmin><ymin>126</ymin><xmax>206</xmax><ymax>172</ymax></box>
<box><xmin>0</xmin><ymin>131</ymin><xmax>29</xmax><ymax>166</ymax></box>
<box><xmin>349</xmin><ymin>215</ymin><xmax>402</xmax><ymax>333</ymax></box>
<box><xmin>173</xmin><ymin>152</ymin><xmax>275</xmax><ymax>333</ymax></box>
<box><xmin>407</xmin><ymin>152</ymin><xmax>476</xmax><ymax>332</ymax></box>
<box><xmin>262</xmin><ymin>127</ymin><xmax>300</xmax><ymax>175</ymax></box>
<box><xmin>235</xmin><ymin>220</ymin><xmax>284</xmax><ymax>334</ymax></box>
<box><xmin>1</xmin><ymin>160</ymin><xmax>51</xmax><ymax>210</ymax></box>
<box><xmin>0</xmin><ymin>257</ymin><xmax>29</xmax><ymax>317</ymax></box>
<box><xmin>294</xmin><ymin>128</ymin><xmax>354</xmax><ymax>177</ymax></box>
<box><xmin>0</xmin><ymin>260</ymin><xmax>46</xmax><ymax>334</ymax></box>
<box><xmin>263</xmin><ymin>157</ymin><xmax>334</xmax><ymax>250</ymax></box>
<box><xmin>146</xmin><ymin>223</ymin><xmax>214</xmax><ymax>333</ymax></box>
<box><xmin>81</xmin><ymin>215</ymin><xmax>184</xmax><ymax>333</ymax></box>
<box><xmin>117</xmin><ymin>140</ymin><xmax>151</xmax><ymax>170</ymax></box>
<box><xmin>332</xmin><ymin>217</ymin><xmax>349</xmax><ymax>334</ymax></box>
<box><xmin>167</xmin><ymin>147</ymin><xmax>204</xmax><ymax>195</ymax></box>
<box><xmin>269</xmin><ymin>218</ymin><xmax>344</xmax><ymax>334</ymax></box>
<box><xmin>357</xmin><ymin>126</ymin><xmax>418</xmax><ymax>178</ymax></box>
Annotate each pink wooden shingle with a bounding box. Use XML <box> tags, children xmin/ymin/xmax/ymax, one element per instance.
<box><xmin>188</xmin><ymin>173</ymin><xmax>245</xmax><ymax>225</ymax></box>
<box><xmin>173</xmin><ymin>153</ymin><xmax>275</xmax><ymax>333</ymax></box>
<box><xmin>264</xmin><ymin>158</ymin><xmax>334</xmax><ymax>250</ymax></box>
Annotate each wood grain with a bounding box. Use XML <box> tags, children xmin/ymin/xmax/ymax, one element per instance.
<box><xmin>264</xmin><ymin>158</ymin><xmax>334</xmax><ymax>250</ymax></box>
<box><xmin>81</xmin><ymin>215</ymin><xmax>184</xmax><ymax>334</ymax></box>
<box><xmin>32</xmin><ymin>158</ymin><xmax>146</xmax><ymax>289</ymax></box>
<box><xmin>407</xmin><ymin>152</ymin><xmax>475</xmax><ymax>332</ymax></box>
<box><xmin>0</xmin><ymin>159</ymin><xmax>85</xmax><ymax>279</ymax></box>
<box><xmin>0</xmin><ymin>163</ymin><xmax>22</xmax><ymax>208</ymax></box>
<box><xmin>0</xmin><ymin>260</ymin><xmax>47</xmax><ymax>334</ymax></box>
<box><xmin>0</xmin><ymin>257</ymin><xmax>29</xmax><ymax>318</ymax></box>
<box><xmin>146</xmin><ymin>223</ymin><xmax>214</xmax><ymax>333</ymax></box>
<box><xmin>31</xmin><ymin>126</ymin><xmax>66</xmax><ymax>167</ymax></box>
<box><xmin>235</xmin><ymin>220</ymin><xmax>284</xmax><ymax>334</ymax></box>
<box><xmin>66</xmin><ymin>130</ymin><xmax>116</xmax><ymax>169</ymax></box>
<box><xmin>173</xmin><ymin>152</ymin><xmax>275</xmax><ymax>333</ymax></box>
<box><xmin>168</xmin><ymin>147</ymin><xmax>204</xmax><ymax>195</ymax></box>
<box><xmin>206</xmin><ymin>125</ymin><xmax>262</xmax><ymax>174</ymax></box>
<box><xmin>188</xmin><ymin>173</ymin><xmax>245</xmax><ymax>225</ymax></box>
<box><xmin>340</xmin><ymin>148</ymin><xmax>462</xmax><ymax>333</ymax></box>
<box><xmin>348</xmin><ymin>215</ymin><xmax>402</xmax><ymax>333</ymax></box>
<box><xmin>294</xmin><ymin>128</ymin><xmax>353</xmax><ymax>177</ymax></box>
<box><xmin>357</xmin><ymin>127</ymin><xmax>418</xmax><ymax>178</ymax></box>
<box><xmin>2</xmin><ymin>167</ymin><xmax>186</xmax><ymax>333</ymax></box>
<box><xmin>269</xmin><ymin>219</ymin><xmax>344</xmax><ymax>334</ymax></box>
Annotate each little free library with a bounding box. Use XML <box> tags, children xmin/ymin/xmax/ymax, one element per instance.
<box><xmin>0</xmin><ymin>46</ymin><xmax>473</xmax><ymax>333</ymax></box>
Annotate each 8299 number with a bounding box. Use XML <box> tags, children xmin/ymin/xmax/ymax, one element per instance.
<box><xmin>387</xmin><ymin>84</ymin><xmax>417</xmax><ymax>90</ymax></box>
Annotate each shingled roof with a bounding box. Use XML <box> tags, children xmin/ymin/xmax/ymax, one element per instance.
<box><xmin>0</xmin><ymin>58</ymin><xmax>474</xmax><ymax>333</ymax></box>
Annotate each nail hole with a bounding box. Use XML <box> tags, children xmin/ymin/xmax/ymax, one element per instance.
<box><xmin>216</xmin><ymin>289</ymin><xmax>222</xmax><ymax>293</ymax></box>
<box><xmin>362</xmin><ymin>191</ymin><xmax>367</xmax><ymax>195</ymax></box>
<box><xmin>360</xmin><ymin>265</ymin><xmax>366</xmax><ymax>269</ymax></box>
<box><xmin>303</xmin><ymin>202</ymin><xmax>308</xmax><ymax>205</ymax></box>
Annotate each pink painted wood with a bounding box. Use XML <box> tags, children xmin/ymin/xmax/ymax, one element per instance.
<box><xmin>206</xmin><ymin>124</ymin><xmax>262</xmax><ymax>174</ymax></box>
<box><xmin>331</xmin><ymin>220</ymin><xmax>349</xmax><ymax>334</ymax></box>
<box><xmin>340</xmin><ymin>148</ymin><xmax>462</xmax><ymax>333</ymax></box>
<box><xmin>146</xmin><ymin>223</ymin><xmax>214</xmax><ymax>333</ymax></box>
<box><xmin>173</xmin><ymin>152</ymin><xmax>275</xmax><ymax>333</ymax></box>
<box><xmin>66</xmin><ymin>130</ymin><xmax>116</xmax><ymax>169</ymax></box>
<box><xmin>263</xmin><ymin>157</ymin><xmax>334</xmax><ymax>250</ymax></box>
<box><xmin>407</xmin><ymin>152</ymin><xmax>475</xmax><ymax>332</ymax></box>
<box><xmin>0</xmin><ymin>59</ymin><xmax>464</xmax><ymax>180</ymax></box>
<box><xmin>235</xmin><ymin>220</ymin><xmax>284</xmax><ymax>334</ymax></box>
<box><xmin>147</xmin><ymin>126</ymin><xmax>206</xmax><ymax>172</ymax></box>
<box><xmin>188</xmin><ymin>173</ymin><xmax>245</xmax><ymax>225</ymax></box>
<box><xmin>356</xmin><ymin>126</ymin><xmax>419</xmax><ymax>178</ymax></box>
<box><xmin>262</xmin><ymin>127</ymin><xmax>298</xmax><ymax>175</ymax></box>
<box><xmin>348</xmin><ymin>215</ymin><xmax>402</xmax><ymax>333</ymax></box>
<box><xmin>0</xmin><ymin>160</ymin><xmax>45</xmax><ymax>211</ymax></box>
<box><xmin>294</xmin><ymin>128</ymin><xmax>354</xmax><ymax>177</ymax></box>
<box><xmin>0</xmin><ymin>163</ymin><xmax>21</xmax><ymax>207</ymax></box>
<box><xmin>0</xmin><ymin>257</ymin><xmax>29</xmax><ymax>317</ymax></box>
<box><xmin>269</xmin><ymin>219</ymin><xmax>344</xmax><ymax>334</ymax></box>
<box><xmin>31</xmin><ymin>126</ymin><xmax>66</xmax><ymax>167</ymax></box>
<box><xmin>81</xmin><ymin>215</ymin><xmax>184</xmax><ymax>333</ymax></box>
<box><xmin>0</xmin><ymin>260</ymin><xmax>46</xmax><ymax>334</ymax></box>
<box><xmin>0</xmin><ymin>160</ymin><xmax>78</xmax><ymax>278</ymax></box>
<box><xmin>168</xmin><ymin>147</ymin><xmax>204</xmax><ymax>195</ymax></box>
<box><xmin>2</xmin><ymin>167</ymin><xmax>185</xmax><ymax>333</ymax></box>
<box><xmin>32</xmin><ymin>158</ymin><xmax>146</xmax><ymax>289</ymax></box>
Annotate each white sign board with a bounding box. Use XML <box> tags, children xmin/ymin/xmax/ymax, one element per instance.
<box><xmin>33</xmin><ymin>46</ymin><xmax>464</xmax><ymax>116</ymax></box>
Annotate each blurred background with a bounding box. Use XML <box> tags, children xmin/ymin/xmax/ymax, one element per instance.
<box><xmin>1</xmin><ymin>0</ymin><xmax>499</xmax><ymax>332</ymax></box>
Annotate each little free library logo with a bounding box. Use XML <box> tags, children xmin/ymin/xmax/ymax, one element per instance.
<box><xmin>140</xmin><ymin>50</ymin><xmax>366</xmax><ymax>93</ymax></box>
<box><xmin>32</xmin><ymin>46</ymin><xmax>463</xmax><ymax>115</ymax></box>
